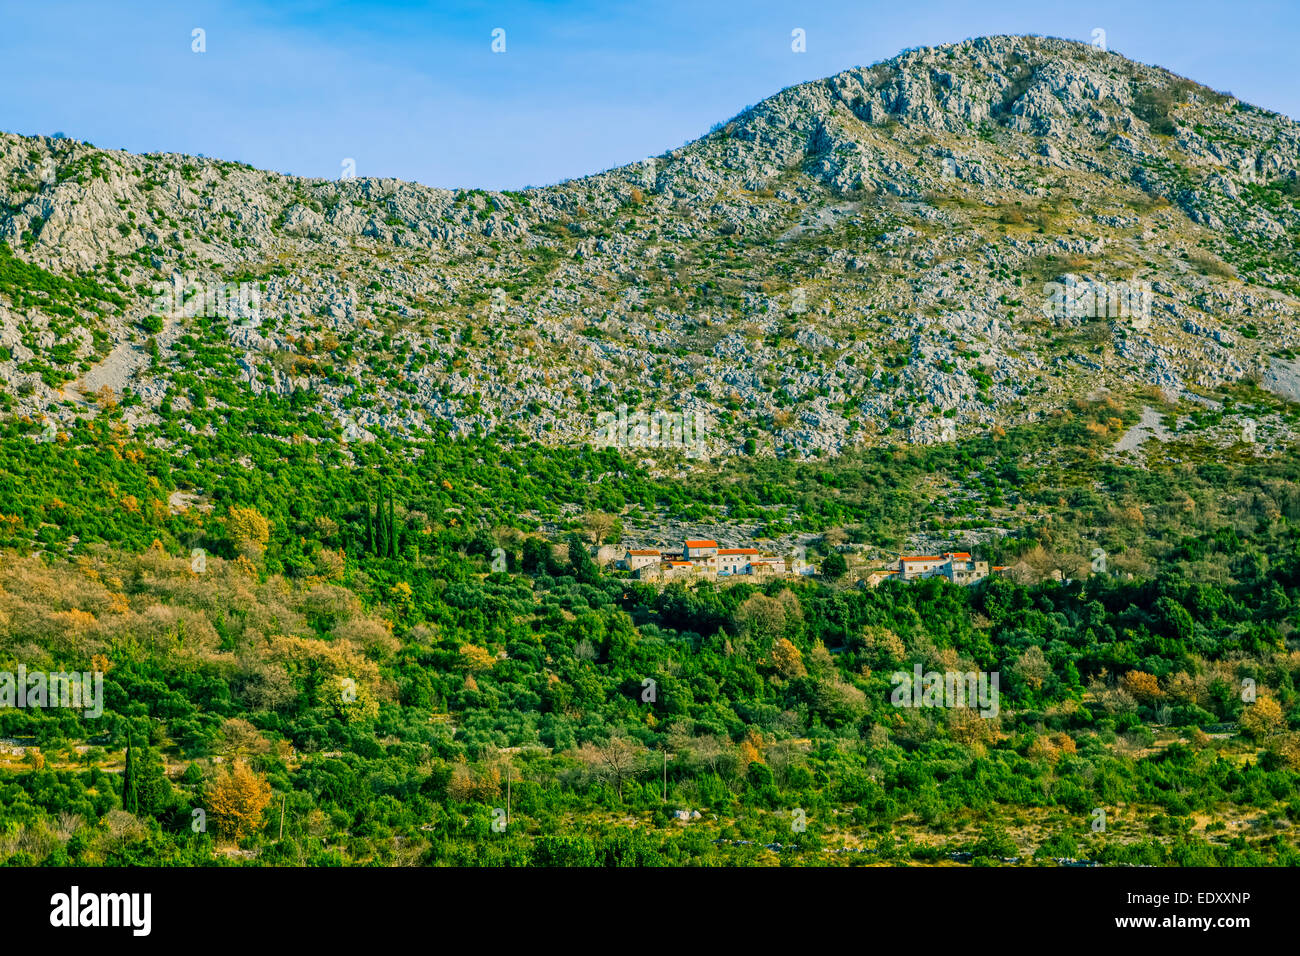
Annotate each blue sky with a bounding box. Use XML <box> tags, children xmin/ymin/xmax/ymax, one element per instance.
<box><xmin>1</xmin><ymin>0</ymin><xmax>1295</xmax><ymax>190</ymax></box>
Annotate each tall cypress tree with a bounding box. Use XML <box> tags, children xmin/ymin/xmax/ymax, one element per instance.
<box><xmin>364</xmin><ymin>493</ymin><xmax>374</xmax><ymax>554</ymax></box>
<box><xmin>374</xmin><ymin>483</ymin><xmax>386</xmax><ymax>557</ymax></box>
<box><xmin>388</xmin><ymin>491</ymin><xmax>398</xmax><ymax>558</ymax></box>
<box><xmin>121</xmin><ymin>730</ymin><xmax>138</xmax><ymax>814</ymax></box>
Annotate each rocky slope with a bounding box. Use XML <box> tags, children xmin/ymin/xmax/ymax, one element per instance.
<box><xmin>1</xmin><ymin>34</ymin><xmax>1298</xmax><ymax>460</ymax></box>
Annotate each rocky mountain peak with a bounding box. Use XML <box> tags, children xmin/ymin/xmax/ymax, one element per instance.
<box><xmin>1</xmin><ymin>35</ymin><xmax>1297</xmax><ymax>461</ymax></box>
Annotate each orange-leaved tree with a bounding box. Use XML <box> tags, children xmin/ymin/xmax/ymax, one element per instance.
<box><xmin>207</xmin><ymin>759</ymin><xmax>272</xmax><ymax>841</ymax></box>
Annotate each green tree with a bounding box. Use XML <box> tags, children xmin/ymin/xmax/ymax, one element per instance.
<box><xmin>365</xmin><ymin>492</ymin><xmax>375</xmax><ymax>554</ymax></box>
<box><xmin>388</xmin><ymin>491</ymin><xmax>398</xmax><ymax>557</ymax></box>
<box><xmin>821</xmin><ymin>552</ymin><xmax>849</xmax><ymax>579</ymax></box>
<box><xmin>568</xmin><ymin>532</ymin><xmax>598</xmax><ymax>584</ymax></box>
<box><xmin>135</xmin><ymin>745</ymin><xmax>173</xmax><ymax>816</ymax></box>
<box><xmin>373</xmin><ymin>485</ymin><xmax>386</xmax><ymax>557</ymax></box>
<box><xmin>121</xmin><ymin>731</ymin><xmax>138</xmax><ymax>814</ymax></box>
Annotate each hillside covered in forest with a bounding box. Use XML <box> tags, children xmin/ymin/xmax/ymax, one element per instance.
<box><xmin>1</xmin><ymin>34</ymin><xmax>1299</xmax><ymax>868</ymax></box>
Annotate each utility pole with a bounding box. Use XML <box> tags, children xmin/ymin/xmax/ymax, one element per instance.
<box><xmin>500</xmin><ymin>746</ymin><xmax>520</xmax><ymax>827</ymax></box>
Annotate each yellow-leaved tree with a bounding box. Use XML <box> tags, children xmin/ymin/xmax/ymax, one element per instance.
<box><xmin>226</xmin><ymin>507</ymin><xmax>270</xmax><ymax>561</ymax></box>
<box><xmin>460</xmin><ymin>644</ymin><xmax>496</xmax><ymax>673</ymax></box>
<box><xmin>1239</xmin><ymin>695</ymin><xmax>1285</xmax><ymax>740</ymax></box>
<box><xmin>737</xmin><ymin>728</ymin><xmax>764</xmax><ymax>776</ymax></box>
<box><xmin>1121</xmin><ymin>670</ymin><xmax>1163</xmax><ymax>704</ymax></box>
<box><xmin>770</xmin><ymin>638</ymin><xmax>806</xmax><ymax>679</ymax></box>
<box><xmin>207</xmin><ymin>759</ymin><xmax>272</xmax><ymax>841</ymax></box>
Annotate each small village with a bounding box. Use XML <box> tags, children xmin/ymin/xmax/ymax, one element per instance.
<box><xmin>863</xmin><ymin>552</ymin><xmax>1010</xmax><ymax>587</ymax></box>
<box><xmin>619</xmin><ymin>538</ymin><xmax>1008</xmax><ymax>587</ymax></box>
<box><xmin>620</xmin><ymin>538</ymin><xmax>815</xmax><ymax>581</ymax></box>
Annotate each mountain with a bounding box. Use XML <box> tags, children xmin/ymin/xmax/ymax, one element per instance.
<box><xmin>5</xmin><ymin>31</ymin><xmax>1300</xmax><ymax>878</ymax></box>
<box><xmin>1</xmin><ymin>33</ymin><xmax>1298</xmax><ymax>460</ymax></box>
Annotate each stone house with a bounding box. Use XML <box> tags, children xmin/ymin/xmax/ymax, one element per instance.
<box><xmin>716</xmin><ymin>547</ymin><xmax>761</xmax><ymax>575</ymax></box>
<box><xmin>625</xmin><ymin>549</ymin><xmax>662</xmax><ymax>571</ymax></box>
<box><xmin>894</xmin><ymin>552</ymin><xmax>992</xmax><ymax>585</ymax></box>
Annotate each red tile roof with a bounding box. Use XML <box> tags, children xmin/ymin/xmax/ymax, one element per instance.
<box><xmin>685</xmin><ymin>539</ymin><xmax>718</xmax><ymax>548</ymax></box>
<box><xmin>628</xmin><ymin>550</ymin><xmax>661</xmax><ymax>556</ymax></box>
<box><xmin>718</xmin><ymin>548</ymin><xmax>761</xmax><ymax>555</ymax></box>
<box><xmin>901</xmin><ymin>555</ymin><xmax>944</xmax><ymax>562</ymax></box>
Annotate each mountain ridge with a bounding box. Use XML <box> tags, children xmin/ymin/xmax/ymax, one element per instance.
<box><xmin>1</xmin><ymin>33</ymin><xmax>1298</xmax><ymax>460</ymax></box>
